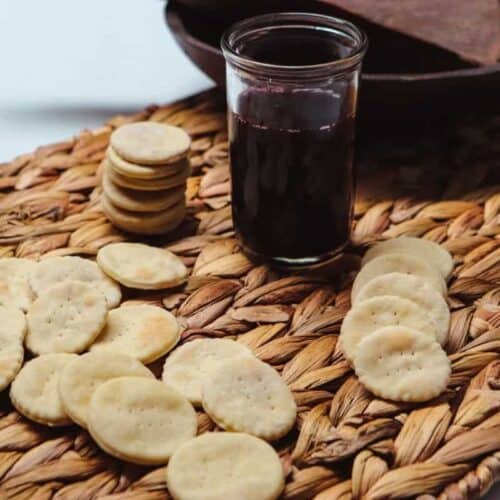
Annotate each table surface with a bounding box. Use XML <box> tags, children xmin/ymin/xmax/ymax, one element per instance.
<box><xmin>0</xmin><ymin>1</ymin><xmax>498</xmax><ymax>498</ymax></box>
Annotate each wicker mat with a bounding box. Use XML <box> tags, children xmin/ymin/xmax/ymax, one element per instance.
<box><xmin>0</xmin><ymin>90</ymin><xmax>499</xmax><ymax>500</ymax></box>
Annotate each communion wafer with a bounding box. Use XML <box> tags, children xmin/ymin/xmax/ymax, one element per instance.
<box><xmin>0</xmin><ymin>258</ymin><xmax>36</xmax><ymax>311</ymax></box>
<box><xmin>90</xmin><ymin>305</ymin><xmax>181</xmax><ymax>364</ymax></box>
<box><xmin>29</xmin><ymin>256</ymin><xmax>121</xmax><ymax>308</ymax></box>
<box><xmin>162</xmin><ymin>338</ymin><xmax>254</xmax><ymax>405</ymax></box>
<box><xmin>102</xmin><ymin>168</ymin><xmax>185</xmax><ymax>212</ymax></box>
<box><xmin>59</xmin><ymin>351</ymin><xmax>154</xmax><ymax>428</ymax></box>
<box><xmin>26</xmin><ymin>281</ymin><xmax>107</xmax><ymax>355</ymax></box>
<box><xmin>97</xmin><ymin>242</ymin><xmax>188</xmax><ymax>290</ymax></box>
<box><xmin>102</xmin><ymin>195</ymin><xmax>185</xmax><ymax>236</ymax></box>
<box><xmin>354</xmin><ymin>272</ymin><xmax>450</xmax><ymax>345</ymax></box>
<box><xmin>166</xmin><ymin>432</ymin><xmax>285</xmax><ymax>500</ymax></box>
<box><xmin>106</xmin><ymin>160</ymin><xmax>190</xmax><ymax>191</ymax></box>
<box><xmin>201</xmin><ymin>357</ymin><xmax>297</xmax><ymax>441</ymax></box>
<box><xmin>107</xmin><ymin>146</ymin><xmax>188</xmax><ymax>179</ymax></box>
<box><xmin>10</xmin><ymin>354</ymin><xmax>78</xmax><ymax>426</ymax></box>
<box><xmin>351</xmin><ymin>252</ymin><xmax>446</xmax><ymax>301</ymax></box>
<box><xmin>88</xmin><ymin>377</ymin><xmax>197</xmax><ymax>465</ymax></box>
<box><xmin>353</xmin><ymin>326</ymin><xmax>451</xmax><ymax>402</ymax></box>
<box><xmin>362</xmin><ymin>236</ymin><xmax>453</xmax><ymax>279</ymax></box>
<box><xmin>340</xmin><ymin>295</ymin><xmax>438</xmax><ymax>362</ymax></box>
<box><xmin>110</xmin><ymin>122</ymin><xmax>191</xmax><ymax>165</ymax></box>
<box><xmin>0</xmin><ymin>305</ymin><xmax>26</xmax><ymax>391</ymax></box>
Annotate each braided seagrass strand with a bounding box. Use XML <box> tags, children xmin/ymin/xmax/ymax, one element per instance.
<box><xmin>0</xmin><ymin>89</ymin><xmax>498</xmax><ymax>499</ymax></box>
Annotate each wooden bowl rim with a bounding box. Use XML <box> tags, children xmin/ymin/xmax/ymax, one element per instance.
<box><xmin>166</xmin><ymin>5</ymin><xmax>500</xmax><ymax>83</ymax></box>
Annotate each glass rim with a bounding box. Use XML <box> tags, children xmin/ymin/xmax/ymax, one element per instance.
<box><xmin>221</xmin><ymin>12</ymin><xmax>368</xmax><ymax>78</ymax></box>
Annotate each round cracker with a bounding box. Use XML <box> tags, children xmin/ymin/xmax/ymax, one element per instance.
<box><xmin>162</xmin><ymin>338</ymin><xmax>254</xmax><ymax>405</ymax></box>
<box><xmin>107</xmin><ymin>146</ymin><xmax>188</xmax><ymax>179</ymax></box>
<box><xmin>97</xmin><ymin>243</ymin><xmax>188</xmax><ymax>290</ymax></box>
<box><xmin>351</xmin><ymin>253</ymin><xmax>446</xmax><ymax>301</ymax></box>
<box><xmin>90</xmin><ymin>305</ymin><xmax>181</xmax><ymax>364</ymax></box>
<box><xmin>0</xmin><ymin>258</ymin><xmax>36</xmax><ymax>311</ymax></box>
<box><xmin>29</xmin><ymin>256</ymin><xmax>121</xmax><ymax>308</ymax></box>
<box><xmin>167</xmin><ymin>432</ymin><xmax>284</xmax><ymax>500</ymax></box>
<box><xmin>106</xmin><ymin>160</ymin><xmax>190</xmax><ymax>191</ymax></box>
<box><xmin>340</xmin><ymin>295</ymin><xmax>439</xmax><ymax>362</ymax></box>
<box><xmin>0</xmin><ymin>305</ymin><xmax>26</xmax><ymax>391</ymax></box>
<box><xmin>201</xmin><ymin>357</ymin><xmax>296</xmax><ymax>441</ymax></box>
<box><xmin>354</xmin><ymin>272</ymin><xmax>450</xmax><ymax>345</ymax></box>
<box><xmin>88</xmin><ymin>376</ymin><xmax>197</xmax><ymax>465</ymax></box>
<box><xmin>110</xmin><ymin>122</ymin><xmax>191</xmax><ymax>165</ymax></box>
<box><xmin>103</xmin><ymin>169</ymin><xmax>185</xmax><ymax>212</ymax></box>
<box><xmin>102</xmin><ymin>195</ymin><xmax>185</xmax><ymax>236</ymax></box>
<box><xmin>11</xmin><ymin>353</ymin><xmax>78</xmax><ymax>426</ymax></box>
<box><xmin>26</xmin><ymin>280</ymin><xmax>108</xmax><ymax>355</ymax></box>
<box><xmin>353</xmin><ymin>326</ymin><xmax>450</xmax><ymax>402</ymax></box>
<box><xmin>59</xmin><ymin>351</ymin><xmax>154</xmax><ymax>428</ymax></box>
<box><xmin>362</xmin><ymin>236</ymin><xmax>453</xmax><ymax>279</ymax></box>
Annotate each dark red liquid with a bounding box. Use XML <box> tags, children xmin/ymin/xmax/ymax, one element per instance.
<box><xmin>230</xmin><ymin>89</ymin><xmax>355</xmax><ymax>264</ymax></box>
<box><xmin>236</xmin><ymin>27</ymin><xmax>355</xmax><ymax>66</ymax></box>
<box><xmin>228</xmin><ymin>26</ymin><xmax>358</xmax><ymax>265</ymax></box>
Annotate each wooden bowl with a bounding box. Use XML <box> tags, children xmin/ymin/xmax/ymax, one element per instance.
<box><xmin>173</xmin><ymin>0</ymin><xmax>242</xmax><ymax>10</ymax></box>
<box><xmin>165</xmin><ymin>0</ymin><xmax>500</xmax><ymax>124</ymax></box>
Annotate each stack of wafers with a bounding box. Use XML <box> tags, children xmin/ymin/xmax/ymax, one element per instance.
<box><xmin>102</xmin><ymin>122</ymin><xmax>191</xmax><ymax>235</ymax></box>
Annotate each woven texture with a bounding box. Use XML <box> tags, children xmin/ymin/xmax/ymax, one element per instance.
<box><xmin>0</xmin><ymin>90</ymin><xmax>499</xmax><ymax>499</ymax></box>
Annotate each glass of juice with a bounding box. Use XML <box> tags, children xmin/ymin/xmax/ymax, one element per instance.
<box><xmin>221</xmin><ymin>12</ymin><xmax>367</xmax><ymax>268</ymax></box>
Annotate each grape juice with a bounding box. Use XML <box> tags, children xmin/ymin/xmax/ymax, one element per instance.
<box><xmin>226</xmin><ymin>21</ymin><xmax>359</xmax><ymax>266</ymax></box>
<box><xmin>230</xmin><ymin>89</ymin><xmax>355</xmax><ymax>265</ymax></box>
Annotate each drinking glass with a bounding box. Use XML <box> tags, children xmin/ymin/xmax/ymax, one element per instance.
<box><xmin>222</xmin><ymin>12</ymin><xmax>367</xmax><ymax>268</ymax></box>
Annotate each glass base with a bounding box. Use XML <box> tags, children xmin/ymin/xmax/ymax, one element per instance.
<box><xmin>241</xmin><ymin>243</ymin><xmax>348</xmax><ymax>271</ymax></box>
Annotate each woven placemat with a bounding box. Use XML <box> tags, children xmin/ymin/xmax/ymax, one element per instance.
<box><xmin>0</xmin><ymin>89</ymin><xmax>499</xmax><ymax>499</ymax></box>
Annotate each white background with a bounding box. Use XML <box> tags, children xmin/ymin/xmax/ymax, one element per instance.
<box><xmin>0</xmin><ymin>1</ymin><xmax>499</xmax><ymax>498</ymax></box>
<box><xmin>0</xmin><ymin>0</ymin><xmax>212</xmax><ymax>162</ymax></box>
